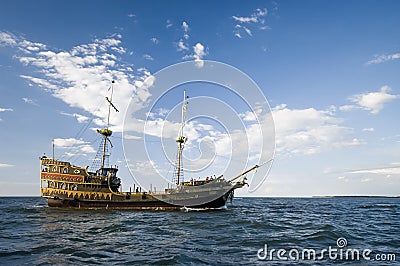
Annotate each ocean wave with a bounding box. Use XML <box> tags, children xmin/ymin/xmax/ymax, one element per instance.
<box><xmin>0</xmin><ymin>197</ymin><xmax>398</xmax><ymax>265</ymax></box>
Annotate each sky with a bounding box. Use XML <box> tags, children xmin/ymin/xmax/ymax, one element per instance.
<box><xmin>0</xmin><ymin>0</ymin><xmax>399</xmax><ymax>197</ymax></box>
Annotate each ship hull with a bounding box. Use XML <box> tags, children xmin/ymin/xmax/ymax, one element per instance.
<box><xmin>46</xmin><ymin>192</ymin><xmax>230</xmax><ymax>210</ymax></box>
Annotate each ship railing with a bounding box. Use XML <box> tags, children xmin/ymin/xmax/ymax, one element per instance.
<box><xmin>41</xmin><ymin>158</ymin><xmax>71</xmax><ymax>166</ymax></box>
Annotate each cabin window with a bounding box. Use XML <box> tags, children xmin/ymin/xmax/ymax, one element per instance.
<box><xmin>63</xmin><ymin>168</ymin><xmax>68</xmax><ymax>174</ymax></box>
<box><xmin>41</xmin><ymin>166</ymin><xmax>48</xmax><ymax>172</ymax></box>
<box><xmin>41</xmin><ymin>180</ymin><xmax>48</xmax><ymax>188</ymax></box>
<box><xmin>74</xmin><ymin>169</ymin><xmax>80</xmax><ymax>174</ymax></box>
<box><xmin>52</xmin><ymin>166</ymin><xmax>57</xmax><ymax>172</ymax></box>
<box><xmin>60</xmin><ymin>183</ymin><xmax>66</xmax><ymax>190</ymax></box>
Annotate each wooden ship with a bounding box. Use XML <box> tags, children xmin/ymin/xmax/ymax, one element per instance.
<box><xmin>40</xmin><ymin>81</ymin><xmax>257</xmax><ymax>210</ymax></box>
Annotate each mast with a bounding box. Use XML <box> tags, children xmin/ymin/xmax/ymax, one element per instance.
<box><xmin>175</xmin><ymin>90</ymin><xmax>188</xmax><ymax>185</ymax></box>
<box><xmin>97</xmin><ymin>80</ymin><xmax>119</xmax><ymax>169</ymax></box>
<box><xmin>229</xmin><ymin>165</ymin><xmax>259</xmax><ymax>182</ymax></box>
<box><xmin>52</xmin><ymin>139</ymin><xmax>55</xmax><ymax>162</ymax></box>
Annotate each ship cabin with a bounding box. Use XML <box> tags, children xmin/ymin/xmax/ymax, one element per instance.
<box><xmin>40</xmin><ymin>156</ymin><xmax>121</xmax><ymax>200</ymax></box>
<box><xmin>92</xmin><ymin>166</ymin><xmax>118</xmax><ymax>178</ymax></box>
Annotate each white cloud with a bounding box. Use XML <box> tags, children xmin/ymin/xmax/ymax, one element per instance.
<box><xmin>239</xmin><ymin>111</ymin><xmax>257</xmax><ymax>121</ymax></box>
<box><xmin>362</xmin><ymin>127</ymin><xmax>374</xmax><ymax>132</ymax></box>
<box><xmin>0</xmin><ymin>32</ymin><xmax>17</xmax><ymax>46</ymax></box>
<box><xmin>93</xmin><ymin>118</ymin><xmax>106</xmax><ymax>127</ymax></box>
<box><xmin>348</xmin><ymin>166</ymin><xmax>400</xmax><ymax>175</ymax></box>
<box><xmin>0</xmin><ymin>107</ymin><xmax>13</xmax><ymax>121</ymax></box>
<box><xmin>349</xmin><ymin>86</ymin><xmax>398</xmax><ymax>114</ymax></box>
<box><xmin>259</xmin><ymin>25</ymin><xmax>271</xmax><ymax>30</ymax></box>
<box><xmin>339</xmin><ymin>104</ymin><xmax>358</xmax><ymax>112</ymax></box>
<box><xmin>54</xmin><ymin>138</ymin><xmax>87</xmax><ymax>147</ymax></box>
<box><xmin>193</xmin><ymin>43</ymin><xmax>206</xmax><ymax>68</ymax></box>
<box><xmin>0</xmin><ymin>163</ymin><xmax>14</xmax><ymax>167</ymax></box>
<box><xmin>111</xmin><ymin>46</ymin><xmax>126</xmax><ymax>55</ymax></box>
<box><xmin>235</xmin><ymin>25</ymin><xmax>252</xmax><ymax>37</ymax></box>
<box><xmin>361</xmin><ymin>177</ymin><xmax>372</xmax><ymax>183</ymax></box>
<box><xmin>20</xmin><ymin>75</ymin><xmax>58</xmax><ymax>90</ymax></box>
<box><xmin>175</xmin><ymin>22</ymin><xmax>191</xmax><ymax>51</ymax></box>
<box><xmin>22</xmin><ymin>97</ymin><xmax>39</xmax><ymax>106</ymax></box>
<box><xmin>3</xmin><ymin>32</ymin><xmax>153</xmax><ymax>133</ymax></box>
<box><xmin>80</xmin><ymin>145</ymin><xmax>96</xmax><ymax>154</ymax></box>
<box><xmin>174</xmin><ymin>22</ymin><xmax>208</xmax><ymax>68</ymax></box>
<box><xmin>242</xmin><ymin>26</ymin><xmax>252</xmax><ymax>36</ymax></box>
<box><xmin>127</xmin><ymin>13</ymin><xmax>136</xmax><ymax>18</ymax></box>
<box><xmin>181</xmin><ymin>43</ymin><xmax>208</xmax><ymax>68</ymax></box>
<box><xmin>143</xmin><ymin>54</ymin><xmax>154</xmax><ymax>61</ymax></box>
<box><xmin>141</xmin><ymin>118</ymin><xmax>180</xmax><ymax>139</ymax></box>
<box><xmin>0</xmin><ymin>32</ymin><xmax>48</xmax><ymax>53</ymax></box>
<box><xmin>128</xmin><ymin>160</ymin><xmax>157</xmax><ymax>176</ymax></box>
<box><xmin>272</xmin><ymin>104</ymin><xmax>363</xmax><ymax>156</ymax></box>
<box><xmin>147</xmin><ymin>108</ymin><xmax>170</xmax><ymax>119</ymax></box>
<box><xmin>337</xmin><ymin>176</ymin><xmax>349</xmax><ymax>182</ymax></box>
<box><xmin>170</xmin><ymin>102</ymin><xmax>362</xmax><ymax>171</ymax></box>
<box><xmin>96</xmin><ymin>37</ymin><xmax>121</xmax><ymax>48</ymax></box>
<box><xmin>256</xmin><ymin>8</ymin><xmax>267</xmax><ymax>17</ymax></box>
<box><xmin>60</xmin><ymin>111</ymin><xmax>90</xmax><ymax>123</ymax></box>
<box><xmin>182</xmin><ymin>21</ymin><xmax>190</xmax><ymax>40</ymax></box>
<box><xmin>54</xmin><ymin>138</ymin><xmax>96</xmax><ymax>154</ymax></box>
<box><xmin>150</xmin><ymin>37</ymin><xmax>159</xmax><ymax>44</ymax></box>
<box><xmin>19</xmin><ymin>40</ymin><xmax>47</xmax><ymax>53</ymax></box>
<box><xmin>75</xmin><ymin>114</ymin><xmax>90</xmax><ymax>123</ymax></box>
<box><xmin>182</xmin><ymin>21</ymin><xmax>189</xmax><ymax>31</ymax></box>
<box><xmin>366</xmin><ymin>53</ymin><xmax>400</xmax><ymax>65</ymax></box>
<box><xmin>232</xmin><ymin>7</ymin><xmax>268</xmax><ymax>38</ymax></box>
<box><xmin>166</xmin><ymin>19</ymin><xmax>173</xmax><ymax>28</ymax></box>
<box><xmin>232</xmin><ymin>16</ymin><xmax>258</xmax><ymax>23</ymax></box>
<box><xmin>123</xmin><ymin>134</ymin><xmax>141</xmax><ymax>140</ymax></box>
<box><xmin>177</xmin><ymin>39</ymin><xmax>189</xmax><ymax>51</ymax></box>
<box><xmin>0</xmin><ymin>107</ymin><xmax>14</xmax><ymax>122</ymax></box>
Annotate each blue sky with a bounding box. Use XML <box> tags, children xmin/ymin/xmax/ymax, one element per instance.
<box><xmin>0</xmin><ymin>0</ymin><xmax>399</xmax><ymax>196</ymax></box>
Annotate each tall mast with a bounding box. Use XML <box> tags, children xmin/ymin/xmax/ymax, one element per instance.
<box><xmin>98</xmin><ymin>80</ymin><xmax>119</xmax><ymax>169</ymax></box>
<box><xmin>52</xmin><ymin>139</ymin><xmax>55</xmax><ymax>162</ymax></box>
<box><xmin>106</xmin><ymin>80</ymin><xmax>116</xmax><ymax>129</ymax></box>
<box><xmin>175</xmin><ymin>90</ymin><xmax>188</xmax><ymax>185</ymax></box>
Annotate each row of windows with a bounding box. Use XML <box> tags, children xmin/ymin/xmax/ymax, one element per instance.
<box><xmin>44</xmin><ymin>181</ymin><xmax>78</xmax><ymax>190</ymax></box>
<box><xmin>42</xmin><ymin>165</ymin><xmax>80</xmax><ymax>174</ymax></box>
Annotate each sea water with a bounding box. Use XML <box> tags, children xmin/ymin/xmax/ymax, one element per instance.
<box><xmin>0</xmin><ymin>197</ymin><xmax>398</xmax><ymax>265</ymax></box>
